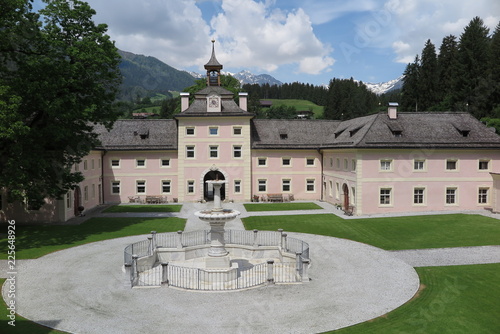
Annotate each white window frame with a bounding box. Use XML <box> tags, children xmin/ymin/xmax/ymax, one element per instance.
<box><xmin>83</xmin><ymin>160</ymin><xmax>88</xmax><ymax>170</ymax></box>
<box><xmin>66</xmin><ymin>191</ymin><xmax>72</xmax><ymax>208</ymax></box>
<box><xmin>162</xmin><ymin>180</ymin><xmax>171</xmax><ymax>194</ymax></box>
<box><xmin>445</xmin><ymin>187</ymin><xmax>458</xmax><ymax>205</ymax></box>
<box><xmin>282</xmin><ymin>157</ymin><xmax>291</xmax><ymax>167</ymax></box>
<box><xmin>446</xmin><ymin>159</ymin><xmax>458</xmax><ymax>171</ymax></box>
<box><xmin>233</xmin><ymin>145</ymin><xmax>242</xmax><ymax>159</ymax></box>
<box><xmin>258</xmin><ymin>157</ymin><xmax>267</xmax><ymax>167</ymax></box>
<box><xmin>187</xmin><ymin>180</ymin><xmax>195</xmax><ymax>194</ymax></box>
<box><xmin>92</xmin><ymin>184</ymin><xmax>95</xmax><ymax>199</ymax></box>
<box><xmin>379</xmin><ymin>187</ymin><xmax>392</xmax><ymax>206</ymax></box>
<box><xmin>111</xmin><ymin>181</ymin><xmax>120</xmax><ymax>194</ymax></box>
<box><xmin>258</xmin><ymin>179</ymin><xmax>267</xmax><ymax>193</ymax></box>
<box><xmin>233</xmin><ymin>126</ymin><xmax>242</xmax><ymax>136</ymax></box>
<box><xmin>111</xmin><ymin>159</ymin><xmax>120</xmax><ymax>168</ymax></box>
<box><xmin>413</xmin><ymin>187</ymin><xmax>426</xmax><ymax>205</ymax></box>
<box><xmin>306</xmin><ymin>179</ymin><xmax>315</xmax><ymax>193</ymax></box>
<box><xmin>91</xmin><ymin>159</ymin><xmax>95</xmax><ymax>170</ymax></box>
<box><xmin>478</xmin><ymin>187</ymin><xmax>489</xmax><ymax>204</ymax></box>
<box><xmin>136</xmin><ymin>158</ymin><xmax>146</xmax><ymax>168</ymax></box>
<box><xmin>136</xmin><ymin>180</ymin><xmax>146</xmax><ymax>194</ymax></box>
<box><xmin>351</xmin><ymin>159</ymin><xmax>357</xmax><ymax>171</ymax></box>
<box><xmin>186</xmin><ymin>127</ymin><xmax>195</xmax><ymax>136</ymax></box>
<box><xmin>329</xmin><ymin>181</ymin><xmax>333</xmax><ymax>197</ymax></box>
<box><xmin>282</xmin><ymin>179</ymin><xmax>291</xmax><ymax>192</ymax></box>
<box><xmin>380</xmin><ymin>159</ymin><xmax>393</xmax><ymax>171</ymax></box>
<box><xmin>209</xmin><ymin>126</ymin><xmax>219</xmax><ymax>136</ymax></box>
<box><xmin>478</xmin><ymin>159</ymin><xmax>490</xmax><ymax>171</ymax></box>
<box><xmin>161</xmin><ymin>158</ymin><xmax>170</xmax><ymax>168</ymax></box>
<box><xmin>186</xmin><ymin>145</ymin><xmax>195</xmax><ymax>159</ymax></box>
<box><xmin>344</xmin><ymin>159</ymin><xmax>348</xmax><ymax>170</ymax></box>
<box><xmin>209</xmin><ymin>145</ymin><xmax>219</xmax><ymax>159</ymax></box>
<box><xmin>234</xmin><ymin>180</ymin><xmax>241</xmax><ymax>194</ymax></box>
<box><xmin>306</xmin><ymin>157</ymin><xmax>315</xmax><ymax>167</ymax></box>
<box><xmin>414</xmin><ymin>159</ymin><xmax>426</xmax><ymax>171</ymax></box>
<box><xmin>335</xmin><ymin>182</ymin><xmax>340</xmax><ymax>200</ymax></box>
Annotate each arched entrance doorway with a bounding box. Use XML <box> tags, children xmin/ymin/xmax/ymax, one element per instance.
<box><xmin>203</xmin><ymin>170</ymin><xmax>225</xmax><ymax>201</ymax></box>
<box><xmin>342</xmin><ymin>184</ymin><xmax>349</xmax><ymax>211</ymax></box>
<box><xmin>73</xmin><ymin>186</ymin><xmax>81</xmax><ymax>216</ymax></box>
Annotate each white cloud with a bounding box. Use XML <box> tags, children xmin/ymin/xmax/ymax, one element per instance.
<box><xmin>86</xmin><ymin>0</ymin><xmax>211</xmax><ymax>68</ymax></box>
<box><xmin>299</xmin><ymin>0</ymin><xmax>379</xmax><ymax>25</ymax></box>
<box><xmin>383</xmin><ymin>0</ymin><xmax>500</xmax><ymax>63</ymax></box>
<box><xmin>211</xmin><ymin>0</ymin><xmax>334</xmax><ymax>74</ymax></box>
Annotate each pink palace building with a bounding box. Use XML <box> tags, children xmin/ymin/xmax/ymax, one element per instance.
<box><xmin>4</xmin><ymin>44</ymin><xmax>500</xmax><ymax>223</ymax></box>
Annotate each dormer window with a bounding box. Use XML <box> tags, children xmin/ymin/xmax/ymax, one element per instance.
<box><xmin>459</xmin><ymin>130</ymin><xmax>470</xmax><ymax>137</ymax></box>
<box><xmin>453</xmin><ymin>123</ymin><xmax>470</xmax><ymax>137</ymax></box>
<box><xmin>392</xmin><ymin>130</ymin><xmax>403</xmax><ymax>137</ymax></box>
<box><xmin>280</xmin><ymin>133</ymin><xmax>288</xmax><ymax>140</ymax></box>
<box><xmin>349</xmin><ymin>127</ymin><xmax>362</xmax><ymax>137</ymax></box>
<box><xmin>334</xmin><ymin>129</ymin><xmax>345</xmax><ymax>138</ymax></box>
<box><xmin>387</xmin><ymin>122</ymin><xmax>403</xmax><ymax>137</ymax></box>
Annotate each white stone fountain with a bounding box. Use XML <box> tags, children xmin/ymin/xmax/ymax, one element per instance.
<box><xmin>195</xmin><ymin>179</ymin><xmax>240</xmax><ymax>271</ymax></box>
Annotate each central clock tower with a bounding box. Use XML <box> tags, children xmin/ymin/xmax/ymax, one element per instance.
<box><xmin>205</xmin><ymin>39</ymin><xmax>223</xmax><ymax>87</ymax></box>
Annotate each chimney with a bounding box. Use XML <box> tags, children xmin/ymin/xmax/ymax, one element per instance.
<box><xmin>239</xmin><ymin>92</ymin><xmax>248</xmax><ymax>111</ymax></box>
<box><xmin>388</xmin><ymin>102</ymin><xmax>398</xmax><ymax>119</ymax></box>
<box><xmin>180</xmin><ymin>92</ymin><xmax>190</xmax><ymax>112</ymax></box>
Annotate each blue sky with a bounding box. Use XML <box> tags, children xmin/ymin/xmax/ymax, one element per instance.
<box><xmin>33</xmin><ymin>0</ymin><xmax>499</xmax><ymax>86</ymax></box>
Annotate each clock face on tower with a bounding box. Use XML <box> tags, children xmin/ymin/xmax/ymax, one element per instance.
<box><xmin>209</xmin><ymin>97</ymin><xmax>219</xmax><ymax>108</ymax></box>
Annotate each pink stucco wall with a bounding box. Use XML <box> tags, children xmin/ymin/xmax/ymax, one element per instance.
<box><xmin>251</xmin><ymin>149</ymin><xmax>322</xmax><ymax>200</ymax></box>
<box><xmin>357</xmin><ymin>149</ymin><xmax>500</xmax><ymax>215</ymax></box>
<box><xmin>103</xmin><ymin>150</ymin><xmax>178</xmax><ymax>203</ymax></box>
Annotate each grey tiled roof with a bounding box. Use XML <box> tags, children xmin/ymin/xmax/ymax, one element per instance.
<box><xmin>251</xmin><ymin>119</ymin><xmax>340</xmax><ymax>149</ymax></box>
<box><xmin>93</xmin><ymin>119</ymin><xmax>177</xmax><ymax>150</ymax></box>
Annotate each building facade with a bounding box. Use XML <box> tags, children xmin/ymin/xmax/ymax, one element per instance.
<box><xmin>3</xmin><ymin>44</ymin><xmax>500</xmax><ymax>223</ymax></box>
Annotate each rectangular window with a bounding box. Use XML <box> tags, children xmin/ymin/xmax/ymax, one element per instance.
<box><xmin>282</xmin><ymin>179</ymin><xmax>291</xmax><ymax>192</ymax></box>
<box><xmin>112</xmin><ymin>181</ymin><xmax>120</xmax><ymax>194</ymax></box>
<box><xmin>162</xmin><ymin>180</ymin><xmax>171</xmax><ymax>193</ymax></box>
<box><xmin>258</xmin><ymin>157</ymin><xmax>267</xmax><ymax>166</ymax></box>
<box><xmin>446</xmin><ymin>188</ymin><xmax>456</xmax><ymax>204</ymax></box>
<box><xmin>335</xmin><ymin>182</ymin><xmax>340</xmax><ymax>199</ymax></box>
<box><xmin>306</xmin><ymin>179</ymin><xmax>315</xmax><ymax>192</ymax></box>
<box><xmin>186</xmin><ymin>127</ymin><xmax>195</xmax><ymax>135</ymax></box>
<box><xmin>161</xmin><ymin>159</ymin><xmax>170</xmax><ymax>167</ymax></box>
<box><xmin>414</xmin><ymin>159</ymin><xmax>425</xmax><ymax>170</ymax></box>
<box><xmin>136</xmin><ymin>180</ymin><xmax>146</xmax><ymax>194</ymax></box>
<box><xmin>98</xmin><ymin>158</ymin><xmax>101</xmax><ymax>169</ymax></box>
<box><xmin>209</xmin><ymin>127</ymin><xmax>218</xmax><ymax>136</ymax></box>
<box><xmin>306</xmin><ymin>158</ymin><xmax>315</xmax><ymax>166</ymax></box>
<box><xmin>330</xmin><ymin>158</ymin><xmax>333</xmax><ymax>167</ymax></box>
<box><xmin>84</xmin><ymin>186</ymin><xmax>88</xmax><ymax>201</ymax></box>
<box><xmin>336</xmin><ymin>158</ymin><xmax>340</xmax><ymax>169</ymax></box>
<box><xmin>187</xmin><ymin>180</ymin><xmax>195</xmax><ymax>194</ymax></box>
<box><xmin>186</xmin><ymin>146</ymin><xmax>195</xmax><ymax>158</ymax></box>
<box><xmin>478</xmin><ymin>188</ymin><xmax>488</xmax><ymax>204</ymax></box>
<box><xmin>75</xmin><ymin>163</ymin><xmax>80</xmax><ymax>172</ymax></box>
<box><xmin>352</xmin><ymin>159</ymin><xmax>357</xmax><ymax>171</ymax></box>
<box><xmin>234</xmin><ymin>180</ymin><xmax>241</xmax><ymax>193</ymax></box>
<box><xmin>91</xmin><ymin>159</ymin><xmax>95</xmax><ymax>169</ymax></box>
<box><xmin>380</xmin><ymin>188</ymin><xmax>391</xmax><ymax>205</ymax></box>
<box><xmin>479</xmin><ymin>160</ymin><xmax>489</xmax><ymax>170</ymax></box>
<box><xmin>209</xmin><ymin>145</ymin><xmax>218</xmax><ymax>158</ymax></box>
<box><xmin>380</xmin><ymin>160</ymin><xmax>392</xmax><ymax>171</ymax></box>
<box><xmin>66</xmin><ymin>192</ymin><xmax>72</xmax><ymax>208</ymax></box>
<box><xmin>414</xmin><ymin>188</ymin><xmax>424</xmax><ymax>204</ymax></box>
<box><xmin>111</xmin><ymin>159</ymin><xmax>120</xmax><ymax>167</ymax></box>
<box><xmin>83</xmin><ymin>160</ymin><xmax>88</xmax><ymax>170</ymax></box>
<box><xmin>344</xmin><ymin>159</ymin><xmax>348</xmax><ymax>170</ymax></box>
<box><xmin>282</xmin><ymin>157</ymin><xmax>291</xmax><ymax>166</ymax></box>
<box><xmin>136</xmin><ymin>159</ymin><xmax>146</xmax><ymax>167</ymax></box>
<box><xmin>92</xmin><ymin>184</ymin><xmax>95</xmax><ymax>199</ymax></box>
<box><xmin>258</xmin><ymin>179</ymin><xmax>267</xmax><ymax>192</ymax></box>
<box><xmin>351</xmin><ymin>187</ymin><xmax>356</xmax><ymax>205</ymax></box>
<box><xmin>446</xmin><ymin>159</ymin><xmax>457</xmax><ymax>170</ymax></box>
<box><xmin>233</xmin><ymin>145</ymin><xmax>242</xmax><ymax>158</ymax></box>
<box><xmin>233</xmin><ymin>127</ymin><xmax>242</xmax><ymax>135</ymax></box>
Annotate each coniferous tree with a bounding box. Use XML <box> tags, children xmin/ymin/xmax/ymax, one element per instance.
<box><xmin>453</xmin><ymin>16</ymin><xmax>491</xmax><ymax>117</ymax></box>
<box><xmin>489</xmin><ymin>22</ymin><xmax>500</xmax><ymax>116</ymax></box>
<box><xmin>419</xmin><ymin>40</ymin><xmax>439</xmax><ymax>110</ymax></box>
<box><xmin>401</xmin><ymin>55</ymin><xmax>420</xmax><ymax>111</ymax></box>
<box><xmin>436</xmin><ymin>35</ymin><xmax>459</xmax><ymax>110</ymax></box>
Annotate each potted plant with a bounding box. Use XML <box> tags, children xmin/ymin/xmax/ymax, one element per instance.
<box><xmin>253</xmin><ymin>195</ymin><xmax>260</xmax><ymax>202</ymax></box>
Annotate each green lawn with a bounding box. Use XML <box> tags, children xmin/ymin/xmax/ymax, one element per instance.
<box><xmin>243</xmin><ymin>202</ymin><xmax>322</xmax><ymax>212</ymax></box>
<box><xmin>242</xmin><ymin>213</ymin><xmax>500</xmax><ymax>250</ymax></box>
<box><xmin>0</xmin><ymin>278</ymin><xmax>67</xmax><ymax>333</ymax></box>
<box><xmin>102</xmin><ymin>204</ymin><xmax>182</xmax><ymax>213</ymax></box>
<box><xmin>266</xmin><ymin>99</ymin><xmax>324</xmax><ymax>118</ymax></box>
<box><xmin>329</xmin><ymin>264</ymin><xmax>500</xmax><ymax>333</ymax></box>
<box><xmin>0</xmin><ymin>217</ymin><xmax>185</xmax><ymax>259</ymax></box>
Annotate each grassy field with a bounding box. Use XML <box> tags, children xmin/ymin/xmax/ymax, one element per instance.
<box><xmin>266</xmin><ymin>99</ymin><xmax>324</xmax><ymax>118</ymax></box>
<box><xmin>0</xmin><ymin>217</ymin><xmax>185</xmax><ymax>259</ymax></box>
<box><xmin>242</xmin><ymin>213</ymin><xmax>500</xmax><ymax>250</ymax></box>
<box><xmin>243</xmin><ymin>202</ymin><xmax>322</xmax><ymax>212</ymax></box>
<box><xmin>102</xmin><ymin>204</ymin><xmax>182</xmax><ymax>213</ymax></box>
<box><xmin>329</xmin><ymin>264</ymin><xmax>500</xmax><ymax>333</ymax></box>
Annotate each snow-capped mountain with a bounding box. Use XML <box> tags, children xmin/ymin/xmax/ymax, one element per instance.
<box><xmin>364</xmin><ymin>75</ymin><xmax>404</xmax><ymax>95</ymax></box>
<box><xmin>187</xmin><ymin>70</ymin><xmax>282</xmax><ymax>86</ymax></box>
<box><xmin>230</xmin><ymin>70</ymin><xmax>283</xmax><ymax>86</ymax></box>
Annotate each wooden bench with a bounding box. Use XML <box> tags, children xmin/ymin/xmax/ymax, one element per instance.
<box><xmin>145</xmin><ymin>196</ymin><xmax>167</xmax><ymax>204</ymax></box>
<box><xmin>267</xmin><ymin>194</ymin><xmax>284</xmax><ymax>202</ymax></box>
